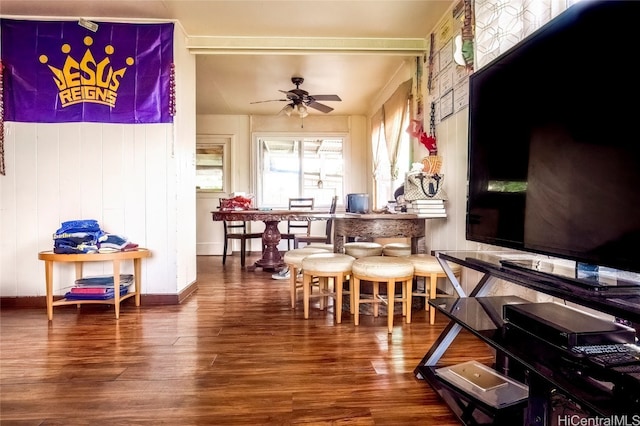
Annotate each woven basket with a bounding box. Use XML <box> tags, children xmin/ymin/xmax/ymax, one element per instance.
<box><xmin>422</xmin><ymin>155</ymin><xmax>442</xmax><ymax>174</ymax></box>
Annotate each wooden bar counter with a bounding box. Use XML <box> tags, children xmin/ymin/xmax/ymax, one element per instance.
<box><xmin>332</xmin><ymin>213</ymin><xmax>427</xmax><ymax>254</ymax></box>
<box><xmin>38</xmin><ymin>248</ymin><xmax>151</xmax><ymax>320</ymax></box>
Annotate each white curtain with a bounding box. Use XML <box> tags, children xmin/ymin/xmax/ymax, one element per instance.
<box><xmin>382</xmin><ymin>79</ymin><xmax>412</xmax><ymax>180</ymax></box>
<box><xmin>475</xmin><ymin>0</ymin><xmax>576</xmax><ymax>69</ymax></box>
<box><xmin>371</xmin><ymin>108</ymin><xmax>384</xmax><ymax>182</ymax></box>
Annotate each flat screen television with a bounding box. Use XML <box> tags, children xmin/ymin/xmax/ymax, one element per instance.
<box><xmin>466</xmin><ymin>0</ymin><xmax>640</xmax><ymax>275</ymax></box>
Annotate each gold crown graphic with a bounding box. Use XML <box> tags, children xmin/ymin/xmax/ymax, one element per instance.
<box><xmin>39</xmin><ymin>36</ymin><xmax>134</xmax><ymax>108</ymax></box>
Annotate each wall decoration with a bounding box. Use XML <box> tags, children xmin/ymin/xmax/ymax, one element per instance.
<box><xmin>439</xmin><ymin>39</ymin><xmax>454</xmax><ymax>71</ymax></box>
<box><xmin>430</xmin><ymin>74</ymin><xmax>440</xmax><ymax>101</ymax></box>
<box><xmin>0</xmin><ymin>60</ymin><xmax>4</xmax><ymax>175</ymax></box>
<box><xmin>439</xmin><ymin>64</ymin><xmax>454</xmax><ymax>95</ymax></box>
<box><xmin>455</xmin><ymin>64</ymin><xmax>469</xmax><ymax>85</ymax></box>
<box><xmin>169</xmin><ymin>63</ymin><xmax>177</xmax><ymax>117</ymax></box>
<box><xmin>427</xmin><ymin>33</ymin><xmax>436</xmax><ymax>93</ymax></box>
<box><xmin>435</xmin><ymin>13</ymin><xmax>454</xmax><ymax>50</ymax></box>
<box><xmin>453</xmin><ymin>81</ymin><xmax>469</xmax><ymax>113</ymax></box>
<box><xmin>475</xmin><ymin>0</ymin><xmax>556</xmax><ymax>69</ymax></box>
<box><xmin>439</xmin><ymin>89</ymin><xmax>454</xmax><ymax>120</ymax></box>
<box><xmin>424</xmin><ymin>0</ymin><xmax>473</xmax><ymax>125</ymax></box>
<box><xmin>0</xmin><ymin>19</ymin><xmax>174</xmax><ymax>124</ymax></box>
<box><xmin>453</xmin><ymin>0</ymin><xmax>474</xmax><ymax>71</ymax></box>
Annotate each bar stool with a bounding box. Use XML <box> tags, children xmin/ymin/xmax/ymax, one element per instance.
<box><xmin>283</xmin><ymin>247</ymin><xmax>332</xmax><ymax>308</ymax></box>
<box><xmin>343</xmin><ymin>242</ymin><xmax>383</xmax><ymax>258</ymax></box>
<box><xmin>300</xmin><ymin>253</ymin><xmax>356</xmax><ymax>323</ymax></box>
<box><xmin>407</xmin><ymin>254</ymin><xmax>462</xmax><ymax>325</ymax></box>
<box><xmin>382</xmin><ymin>242</ymin><xmax>411</xmax><ymax>257</ymax></box>
<box><xmin>351</xmin><ymin>256</ymin><xmax>415</xmax><ymax>333</ymax></box>
<box><xmin>343</xmin><ymin>242</ymin><xmax>382</xmax><ymax>313</ymax></box>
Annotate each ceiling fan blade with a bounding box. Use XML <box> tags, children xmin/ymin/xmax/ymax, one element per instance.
<box><xmin>250</xmin><ymin>99</ymin><xmax>288</xmax><ymax>104</ymax></box>
<box><xmin>278</xmin><ymin>90</ymin><xmax>301</xmax><ymax>100</ymax></box>
<box><xmin>310</xmin><ymin>94</ymin><xmax>342</xmax><ymax>102</ymax></box>
<box><xmin>307</xmin><ymin>101</ymin><xmax>334</xmax><ymax>113</ymax></box>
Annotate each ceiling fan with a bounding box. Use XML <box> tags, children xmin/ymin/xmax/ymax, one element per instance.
<box><xmin>251</xmin><ymin>77</ymin><xmax>342</xmax><ymax>117</ymax></box>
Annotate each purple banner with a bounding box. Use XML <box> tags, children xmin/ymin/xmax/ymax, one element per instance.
<box><xmin>0</xmin><ymin>19</ymin><xmax>174</xmax><ymax>123</ymax></box>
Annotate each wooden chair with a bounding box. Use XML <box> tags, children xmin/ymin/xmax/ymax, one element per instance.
<box><xmin>282</xmin><ymin>197</ymin><xmax>314</xmax><ymax>250</ymax></box>
<box><xmin>294</xmin><ymin>195</ymin><xmax>338</xmax><ymax>249</ymax></box>
<box><xmin>219</xmin><ymin>200</ymin><xmax>263</xmax><ymax>268</ymax></box>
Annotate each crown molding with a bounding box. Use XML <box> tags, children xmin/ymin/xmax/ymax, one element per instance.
<box><xmin>187</xmin><ymin>36</ymin><xmax>427</xmax><ymax>55</ymax></box>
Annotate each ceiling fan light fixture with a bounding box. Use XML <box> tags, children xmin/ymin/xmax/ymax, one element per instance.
<box><xmin>283</xmin><ymin>104</ymin><xmax>294</xmax><ymax>117</ymax></box>
<box><xmin>297</xmin><ymin>104</ymin><xmax>308</xmax><ymax>118</ymax></box>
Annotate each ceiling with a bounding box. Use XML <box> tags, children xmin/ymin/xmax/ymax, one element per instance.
<box><xmin>0</xmin><ymin>1</ymin><xmax>454</xmax><ymax>117</ymax></box>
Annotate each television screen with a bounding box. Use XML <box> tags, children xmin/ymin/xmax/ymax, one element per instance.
<box><xmin>466</xmin><ymin>0</ymin><xmax>640</xmax><ymax>274</ymax></box>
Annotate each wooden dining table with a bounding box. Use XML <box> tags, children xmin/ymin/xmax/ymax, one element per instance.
<box><xmin>211</xmin><ymin>209</ymin><xmax>331</xmax><ymax>271</ymax></box>
<box><xmin>211</xmin><ymin>210</ymin><xmax>428</xmax><ymax>272</ymax></box>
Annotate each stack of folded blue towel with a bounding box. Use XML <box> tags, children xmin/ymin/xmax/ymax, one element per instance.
<box><xmin>52</xmin><ymin>219</ymin><xmax>104</xmax><ymax>254</ymax></box>
<box><xmin>52</xmin><ymin>219</ymin><xmax>138</xmax><ymax>254</ymax></box>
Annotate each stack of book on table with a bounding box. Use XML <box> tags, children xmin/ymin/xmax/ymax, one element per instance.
<box><xmin>64</xmin><ymin>274</ymin><xmax>134</xmax><ymax>300</ymax></box>
<box><xmin>406</xmin><ymin>199</ymin><xmax>447</xmax><ymax>218</ymax></box>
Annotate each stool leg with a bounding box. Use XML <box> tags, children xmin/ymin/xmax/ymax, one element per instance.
<box><xmin>423</xmin><ymin>276</ymin><xmax>430</xmax><ymax>311</ymax></box>
<box><xmin>429</xmin><ymin>272</ymin><xmax>438</xmax><ymax>325</ymax></box>
<box><xmin>354</xmin><ymin>276</ymin><xmax>361</xmax><ymax>326</ymax></box>
<box><xmin>402</xmin><ymin>280</ymin><xmax>407</xmax><ymax>317</ymax></box>
<box><xmin>318</xmin><ymin>276</ymin><xmax>325</xmax><ymax>310</ymax></box>
<box><xmin>373</xmin><ymin>281</ymin><xmax>379</xmax><ymax>318</ymax></box>
<box><xmin>405</xmin><ymin>279</ymin><xmax>412</xmax><ymax>324</ymax></box>
<box><xmin>335</xmin><ymin>273</ymin><xmax>343</xmax><ymax>324</ymax></box>
<box><xmin>387</xmin><ymin>279</ymin><xmax>394</xmax><ymax>334</ymax></box>
<box><xmin>290</xmin><ymin>265</ymin><xmax>297</xmax><ymax>308</ymax></box>
<box><xmin>325</xmin><ymin>277</ymin><xmax>333</xmax><ymax>310</ymax></box>
<box><xmin>303</xmin><ymin>272</ymin><xmax>311</xmax><ymax>319</ymax></box>
<box><xmin>346</xmin><ymin>274</ymin><xmax>354</xmax><ymax>314</ymax></box>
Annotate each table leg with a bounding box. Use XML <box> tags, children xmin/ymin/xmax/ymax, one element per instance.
<box><xmin>45</xmin><ymin>260</ymin><xmax>54</xmax><ymax>321</ymax></box>
<box><xmin>134</xmin><ymin>258</ymin><xmax>142</xmax><ymax>306</ymax></box>
<box><xmin>334</xmin><ymin>233</ymin><xmax>344</xmax><ymax>253</ymax></box>
<box><xmin>409</xmin><ymin>233</ymin><xmax>427</xmax><ymax>254</ymax></box>
<box><xmin>74</xmin><ymin>262</ymin><xmax>83</xmax><ymax>280</ymax></box>
<box><xmin>251</xmin><ymin>220</ymin><xmax>285</xmax><ymax>271</ymax></box>
<box><xmin>74</xmin><ymin>262</ymin><xmax>83</xmax><ymax>309</ymax></box>
<box><xmin>113</xmin><ymin>260</ymin><xmax>121</xmax><ymax>319</ymax></box>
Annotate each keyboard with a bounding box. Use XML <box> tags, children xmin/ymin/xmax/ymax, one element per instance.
<box><xmin>570</xmin><ymin>344</ymin><xmax>640</xmax><ymax>367</ymax></box>
<box><xmin>611</xmin><ymin>364</ymin><xmax>640</xmax><ymax>374</ymax></box>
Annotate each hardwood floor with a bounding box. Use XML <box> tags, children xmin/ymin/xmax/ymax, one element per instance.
<box><xmin>1</xmin><ymin>254</ymin><xmax>493</xmax><ymax>425</ymax></box>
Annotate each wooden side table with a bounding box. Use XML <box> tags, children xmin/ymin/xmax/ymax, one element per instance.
<box><xmin>38</xmin><ymin>249</ymin><xmax>151</xmax><ymax>320</ymax></box>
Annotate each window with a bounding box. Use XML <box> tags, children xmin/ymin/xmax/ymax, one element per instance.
<box><xmin>255</xmin><ymin>137</ymin><xmax>344</xmax><ymax>208</ymax></box>
<box><xmin>196</xmin><ymin>135</ymin><xmax>230</xmax><ymax>192</ymax></box>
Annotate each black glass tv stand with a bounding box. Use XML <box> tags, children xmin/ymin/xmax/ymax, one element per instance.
<box><xmin>414</xmin><ymin>250</ymin><xmax>640</xmax><ymax>426</ymax></box>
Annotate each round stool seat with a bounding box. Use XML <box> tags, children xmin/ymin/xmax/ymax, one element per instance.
<box><xmin>285</xmin><ymin>247</ymin><xmax>332</xmax><ymax>310</ymax></box>
<box><xmin>305</xmin><ymin>243</ymin><xmax>335</xmax><ymax>251</ymax></box>
<box><xmin>302</xmin><ymin>253</ymin><xmax>355</xmax><ymax>273</ymax></box>
<box><xmin>301</xmin><ymin>253</ymin><xmax>355</xmax><ymax>323</ymax></box>
<box><xmin>382</xmin><ymin>242</ymin><xmax>411</xmax><ymax>257</ymax></box>
<box><xmin>344</xmin><ymin>242</ymin><xmax>383</xmax><ymax>258</ymax></box>
<box><xmin>352</xmin><ymin>256</ymin><xmax>414</xmax><ymax>279</ymax></box>
<box><xmin>407</xmin><ymin>254</ymin><xmax>462</xmax><ymax>275</ymax></box>
<box><xmin>283</xmin><ymin>247</ymin><xmax>331</xmax><ymax>267</ymax></box>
